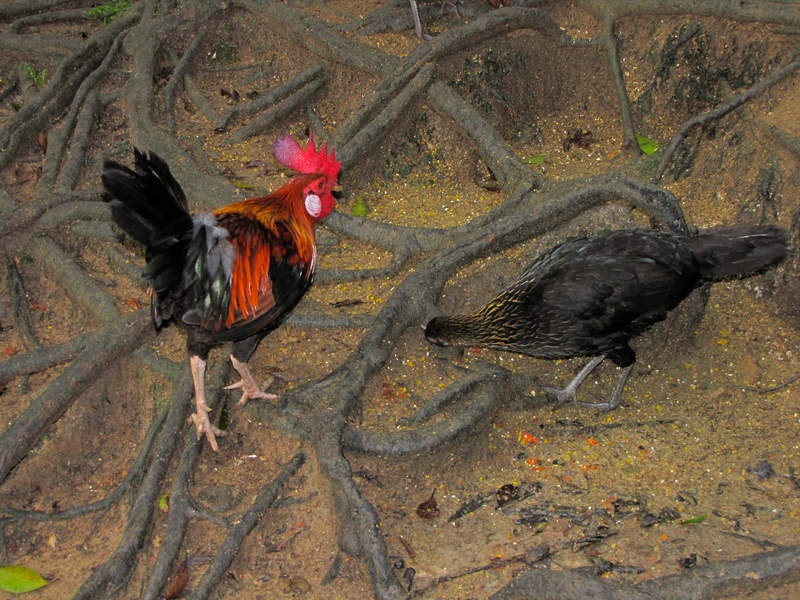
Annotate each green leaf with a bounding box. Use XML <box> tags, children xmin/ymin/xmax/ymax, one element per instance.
<box><xmin>88</xmin><ymin>1</ymin><xmax>130</xmax><ymax>24</ymax></box>
<box><xmin>522</xmin><ymin>154</ymin><xmax>547</xmax><ymax>165</ymax></box>
<box><xmin>636</xmin><ymin>134</ymin><xmax>659</xmax><ymax>155</ymax></box>
<box><xmin>158</xmin><ymin>493</ymin><xmax>170</xmax><ymax>513</ymax></box>
<box><xmin>679</xmin><ymin>514</ymin><xmax>707</xmax><ymax>525</ymax></box>
<box><xmin>0</xmin><ymin>565</ymin><xmax>48</xmax><ymax>594</ymax></box>
<box><xmin>231</xmin><ymin>180</ymin><xmax>255</xmax><ymax>190</ymax></box>
<box><xmin>352</xmin><ymin>196</ymin><xmax>370</xmax><ymax>217</ymax></box>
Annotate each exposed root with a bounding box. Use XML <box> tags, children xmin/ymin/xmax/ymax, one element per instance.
<box><xmin>655</xmin><ymin>58</ymin><xmax>800</xmax><ymax>182</ymax></box>
<box><xmin>215</xmin><ymin>61</ymin><xmax>326</xmax><ymax>133</ymax></box>
<box><xmin>0</xmin><ymin>2</ymin><xmax>797</xmax><ymax>599</ymax></box>
<box><xmin>0</xmin><ymin>310</ymin><xmax>152</xmax><ymax>485</ymax></box>
<box><xmin>71</xmin><ymin>369</ymin><xmax>195</xmax><ymax>600</ymax></box>
<box><xmin>187</xmin><ymin>451</ymin><xmax>307</xmax><ymax>599</ymax></box>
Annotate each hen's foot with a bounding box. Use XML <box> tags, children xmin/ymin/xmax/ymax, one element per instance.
<box><xmin>544</xmin><ymin>357</ymin><xmax>631</xmax><ymax>412</ymax></box>
<box><xmin>543</xmin><ymin>355</ymin><xmax>606</xmax><ymax>409</ymax></box>
<box><xmin>227</xmin><ymin>356</ymin><xmax>279</xmax><ymax>406</ymax></box>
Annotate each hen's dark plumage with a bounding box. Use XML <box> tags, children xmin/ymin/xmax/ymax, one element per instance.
<box><xmin>425</xmin><ymin>225</ymin><xmax>788</xmax><ymax>409</ymax></box>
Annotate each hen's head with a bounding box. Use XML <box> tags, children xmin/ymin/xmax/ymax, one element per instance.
<box><xmin>274</xmin><ymin>131</ymin><xmax>340</xmax><ymax>221</ymax></box>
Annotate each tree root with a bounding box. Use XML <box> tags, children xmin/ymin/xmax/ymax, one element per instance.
<box><xmin>215</xmin><ymin>60</ymin><xmax>326</xmax><ymax>133</ymax></box>
<box><xmin>0</xmin><ymin>2</ymin><xmax>797</xmax><ymax>599</ymax></box>
<box><xmin>140</xmin><ymin>358</ymin><xmax>230</xmax><ymax>600</ymax></box>
<box><xmin>1</xmin><ymin>400</ymin><xmax>170</xmax><ymax>524</ymax></box>
<box><xmin>0</xmin><ymin>310</ymin><xmax>152</xmax><ymax>485</ymax></box>
<box><xmin>0</xmin><ymin>189</ymin><xmax>105</xmax><ymax>238</ymax></box>
<box><xmin>8</xmin><ymin>7</ymin><xmax>91</xmax><ymax>34</ymax></box>
<box><xmin>491</xmin><ymin>542</ymin><xmax>800</xmax><ymax>600</ymax></box>
<box><xmin>336</xmin><ymin>62</ymin><xmax>434</xmax><ymax>172</ymax></box>
<box><xmin>0</xmin><ymin>6</ymin><xmax>141</xmax><ymax>171</ymax></box>
<box><xmin>164</xmin><ymin>30</ymin><xmax>208</xmax><ymax>134</ymax></box>
<box><xmin>29</xmin><ymin>234</ymin><xmax>120</xmax><ymax>322</ymax></box>
<box><xmin>5</xmin><ymin>257</ymin><xmax>40</xmax><ymax>351</ymax></box>
<box><xmin>225</xmin><ymin>74</ymin><xmax>328</xmax><ymax>144</ymax></box>
<box><xmin>71</xmin><ymin>367</ymin><xmax>196</xmax><ymax>600</ymax></box>
<box><xmin>343</xmin><ymin>366</ymin><xmax>537</xmax><ymax>456</ymax></box>
<box><xmin>655</xmin><ymin>57</ymin><xmax>800</xmax><ymax>182</ymax></box>
<box><xmin>0</xmin><ymin>332</ymin><xmax>94</xmax><ymax>386</ymax></box>
<box><xmin>187</xmin><ymin>451</ymin><xmax>307</xmax><ymax>599</ymax></box>
<box><xmin>36</xmin><ymin>201</ymin><xmax>111</xmax><ymax>230</ymax></box>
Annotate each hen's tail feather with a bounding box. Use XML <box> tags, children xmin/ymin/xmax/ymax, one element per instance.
<box><xmin>688</xmin><ymin>225</ymin><xmax>789</xmax><ymax>279</ymax></box>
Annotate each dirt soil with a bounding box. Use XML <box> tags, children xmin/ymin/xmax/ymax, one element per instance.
<box><xmin>0</xmin><ymin>1</ymin><xmax>798</xmax><ymax>599</ymax></box>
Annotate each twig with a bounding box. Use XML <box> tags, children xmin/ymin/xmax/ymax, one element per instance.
<box><xmin>412</xmin><ymin>551</ymin><xmax>529</xmax><ymax>597</ymax></box>
<box><xmin>736</xmin><ymin>370</ymin><xmax>800</xmax><ymax>395</ymax></box>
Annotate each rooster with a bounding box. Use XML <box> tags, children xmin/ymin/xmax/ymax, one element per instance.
<box><xmin>426</xmin><ymin>225</ymin><xmax>788</xmax><ymax>410</ymax></box>
<box><xmin>102</xmin><ymin>133</ymin><xmax>340</xmax><ymax>451</ymax></box>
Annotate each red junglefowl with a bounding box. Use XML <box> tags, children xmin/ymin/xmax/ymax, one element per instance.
<box><xmin>426</xmin><ymin>225</ymin><xmax>788</xmax><ymax>410</ymax></box>
<box><xmin>102</xmin><ymin>133</ymin><xmax>340</xmax><ymax>451</ymax></box>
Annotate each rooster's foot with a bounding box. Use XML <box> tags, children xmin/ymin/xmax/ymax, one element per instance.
<box><xmin>228</xmin><ymin>356</ymin><xmax>278</xmax><ymax>406</ymax></box>
<box><xmin>225</xmin><ymin>378</ymin><xmax>278</xmax><ymax>405</ymax></box>
<box><xmin>190</xmin><ymin>408</ymin><xmax>224</xmax><ymax>452</ymax></box>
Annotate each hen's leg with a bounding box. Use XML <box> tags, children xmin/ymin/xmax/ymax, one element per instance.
<box><xmin>409</xmin><ymin>0</ymin><xmax>431</xmax><ymax>41</ymax></box>
<box><xmin>544</xmin><ymin>355</ymin><xmax>633</xmax><ymax>411</ymax></box>
<box><xmin>543</xmin><ymin>355</ymin><xmax>607</xmax><ymax>409</ymax></box>
<box><xmin>580</xmin><ymin>363</ymin><xmax>633</xmax><ymax>411</ymax></box>
<box><xmin>189</xmin><ymin>355</ymin><xmax>224</xmax><ymax>452</ymax></box>
<box><xmin>226</xmin><ymin>356</ymin><xmax>278</xmax><ymax>406</ymax></box>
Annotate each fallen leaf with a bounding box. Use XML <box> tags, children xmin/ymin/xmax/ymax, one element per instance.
<box><xmin>0</xmin><ymin>565</ymin><xmax>48</xmax><ymax>594</ymax></box>
<box><xmin>416</xmin><ymin>490</ymin><xmax>440</xmax><ymax>519</ymax></box>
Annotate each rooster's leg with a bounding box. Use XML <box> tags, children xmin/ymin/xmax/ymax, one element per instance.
<box><xmin>226</xmin><ymin>355</ymin><xmax>278</xmax><ymax>406</ymax></box>
<box><xmin>189</xmin><ymin>355</ymin><xmax>224</xmax><ymax>452</ymax></box>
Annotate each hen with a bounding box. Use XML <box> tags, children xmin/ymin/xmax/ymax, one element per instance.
<box><xmin>102</xmin><ymin>133</ymin><xmax>340</xmax><ymax>450</ymax></box>
<box><xmin>425</xmin><ymin>225</ymin><xmax>788</xmax><ymax>410</ymax></box>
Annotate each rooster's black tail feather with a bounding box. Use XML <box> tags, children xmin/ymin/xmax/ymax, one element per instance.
<box><xmin>102</xmin><ymin>149</ymin><xmax>194</xmax><ymax>328</ymax></box>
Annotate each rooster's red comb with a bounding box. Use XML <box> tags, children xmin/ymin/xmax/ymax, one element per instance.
<box><xmin>273</xmin><ymin>131</ymin><xmax>340</xmax><ymax>183</ymax></box>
